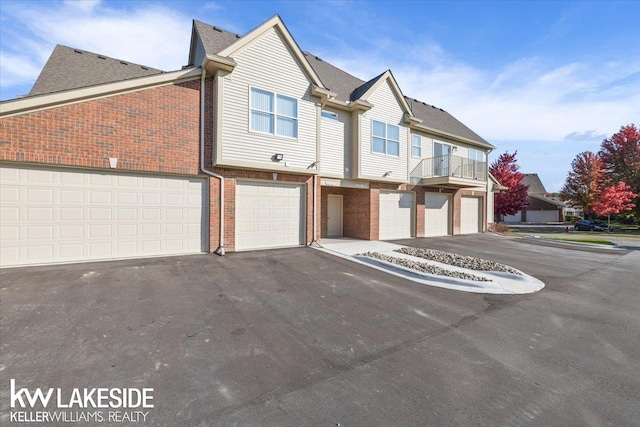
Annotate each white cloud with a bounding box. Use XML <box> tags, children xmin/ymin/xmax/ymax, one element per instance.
<box><xmin>564</xmin><ymin>130</ymin><xmax>608</xmax><ymax>142</ymax></box>
<box><xmin>0</xmin><ymin>51</ymin><xmax>43</xmax><ymax>86</ymax></box>
<box><xmin>322</xmin><ymin>37</ymin><xmax>640</xmax><ymax>143</ymax></box>
<box><xmin>202</xmin><ymin>2</ymin><xmax>222</xmax><ymax>11</ymax></box>
<box><xmin>0</xmin><ymin>1</ymin><xmax>191</xmax><ymax>96</ymax></box>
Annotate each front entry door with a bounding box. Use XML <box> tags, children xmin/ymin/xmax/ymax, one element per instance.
<box><xmin>327</xmin><ymin>195</ymin><xmax>343</xmax><ymax>237</ymax></box>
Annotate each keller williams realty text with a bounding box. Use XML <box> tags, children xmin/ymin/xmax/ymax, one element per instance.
<box><xmin>9</xmin><ymin>379</ymin><xmax>153</xmax><ymax>424</ymax></box>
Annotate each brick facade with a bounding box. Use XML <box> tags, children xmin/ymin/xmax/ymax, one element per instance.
<box><xmin>1</xmin><ymin>77</ymin><xmax>488</xmax><ymax>258</ymax></box>
<box><xmin>321</xmin><ymin>184</ymin><xmax>487</xmax><ymax>239</ymax></box>
<box><xmin>209</xmin><ymin>167</ymin><xmax>315</xmax><ymax>252</ymax></box>
<box><xmin>0</xmin><ymin>81</ymin><xmax>202</xmax><ymax>174</ymax></box>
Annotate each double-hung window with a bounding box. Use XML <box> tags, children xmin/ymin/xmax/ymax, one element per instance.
<box><xmin>411</xmin><ymin>134</ymin><xmax>422</xmax><ymax>158</ymax></box>
<box><xmin>372</xmin><ymin>120</ymin><xmax>400</xmax><ymax>156</ymax></box>
<box><xmin>250</xmin><ymin>87</ymin><xmax>298</xmax><ymax>138</ymax></box>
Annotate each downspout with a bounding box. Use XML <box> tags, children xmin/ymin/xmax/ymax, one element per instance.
<box><xmin>200</xmin><ymin>68</ymin><xmax>225</xmax><ymax>256</ymax></box>
<box><xmin>486</xmin><ymin>148</ymin><xmax>493</xmax><ymax>230</ymax></box>
<box><xmin>310</xmin><ymin>175</ymin><xmax>320</xmax><ymax>246</ymax></box>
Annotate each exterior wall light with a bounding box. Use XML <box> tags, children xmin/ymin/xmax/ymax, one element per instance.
<box><xmin>273</xmin><ymin>153</ymin><xmax>284</xmax><ymax>161</ymax></box>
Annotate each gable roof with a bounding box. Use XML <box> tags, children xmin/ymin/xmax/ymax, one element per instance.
<box><xmin>522</xmin><ymin>174</ymin><xmax>548</xmax><ymax>195</ymax></box>
<box><xmin>195</xmin><ymin>15</ymin><xmax>324</xmax><ymax>88</ymax></box>
<box><xmin>191</xmin><ymin>20</ymin><xmax>241</xmax><ymax>64</ymax></box>
<box><xmin>528</xmin><ymin>193</ymin><xmax>566</xmax><ymax>207</ymax></box>
<box><xmin>29</xmin><ymin>45</ymin><xmax>164</xmax><ymax>97</ymax></box>
<box><xmin>187</xmin><ymin>18</ymin><xmax>492</xmax><ymax>147</ymax></box>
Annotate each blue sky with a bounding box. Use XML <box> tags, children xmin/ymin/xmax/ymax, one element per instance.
<box><xmin>1</xmin><ymin>0</ymin><xmax>638</xmax><ymax>192</ymax></box>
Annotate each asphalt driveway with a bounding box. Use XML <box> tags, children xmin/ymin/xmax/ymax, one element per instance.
<box><xmin>1</xmin><ymin>234</ymin><xmax>639</xmax><ymax>426</ymax></box>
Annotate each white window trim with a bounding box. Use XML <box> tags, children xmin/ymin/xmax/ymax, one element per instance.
<box><xmin>411</xmin><ymin>134</ymin><xmax>422</xmax><ymax>158</ymax></box>
<box><xmin>371</xmin><ymin>119</ymin><xmax>400</xmax><ymax>157</ymax></box>
<box><xmin>248</xmin><ymin>86</ymin><xmax>299</xmax><ymax>140</ymax></box>
<box><xmin>321</xmin><ymin>110</ymin><xmax>338</xmax><ymax>120</ymax></box>
<box><xmin>433</xmin><ymin>140</ymin><xmax>453</xmax><ymax>156</ymax></box>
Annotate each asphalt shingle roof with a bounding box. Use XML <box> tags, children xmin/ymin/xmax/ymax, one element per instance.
<box><xmin>522</xmin><ymin>174</ymin><xmax>548</xmax><ymax>195</ymax></box>
<box><xmin>192</xmin><ymin>20</ymin><xmax>242</xmax><ymax>60</ymax></box>
<box><xmin>406</xmin><ymin>98</ymin><xmax>490</xmax><ymax>146</ymax></box>
<box><xmin>28</xmin><ymin>21</ymin><xmax>492</xmax><ymax>148</ymax></box>
<box><xmin>194</xmin><ymin>21</ymin><xmax>491</xmax><ymax>147</ymax></box>
<box><xmin>28</xmin><ymin>45</ymin><xmax>164</xmax><ymax>97</ymax></box>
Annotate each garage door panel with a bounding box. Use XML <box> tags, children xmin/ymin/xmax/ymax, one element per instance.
<box><xmin>61</xmin><ymin>189</ymin><xmax>84</xmax><ymax>204</ymax></box>
<box><xmin>425</xmin><ymin>194</ymin><xmax>451</xmax><ymax>237</ymax></box>
<box><xmin>379</xmin><ymin>191</ymin><xmax>414</xmax><ymax>240</ymax></box>
<box><xmin>236</xmin><ymin>181</ymin><xmax>304</xmax><ymax>251</ymax></box>
<box><xmin>60</xmin><ymin>207</ymin><xmax>84</xmax><ymax>221</ymax></box>
<box><xmin>0</xmin><ymin>165</ymin><xmax>207</xmax><ymax>267</ymax></box>
<box><xmin>526</xmin><ymin>210</ymin><xmax>559</xmax><ymax>222</ymax></box>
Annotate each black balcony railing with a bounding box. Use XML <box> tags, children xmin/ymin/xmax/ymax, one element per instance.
<box><xmin>410</xmin><ymin>154</ymin><xmax>486</xmax><ymax>184</ymax></box>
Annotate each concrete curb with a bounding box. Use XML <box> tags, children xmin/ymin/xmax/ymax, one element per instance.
<box><xmin>313</xmin><ymin>242</ymin><xmax>545</xmax><ymax>295</ymax></box>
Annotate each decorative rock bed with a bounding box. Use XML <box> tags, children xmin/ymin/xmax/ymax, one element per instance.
<box><xmin>361</xmin><ymin>252</ymin><xmax>490</xmax><ymax>282</ymax></box>
<box><xmin>395</xmin><ymin>248</ymin><xmax>522</xmax><ymax>275</ymax></box>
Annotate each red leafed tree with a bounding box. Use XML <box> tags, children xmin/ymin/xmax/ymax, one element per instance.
<box><xmin>598</xmin><ymin>124</ymin><xmax>640</xmax><ymax>216</ymax></box>
<box><xmin>560</xmin><ymin>151</ymin><xmax>604</xmax><ymax>215</ymax></box>
<box><xmin>592</xmin><ymin>182</ymin><xmax>637</xmax><ymax>230</ymax></box>
<box><xmin>489</xmin><ymin>151</ymin><xmax>529</xmax><ymax>218</ymax></box>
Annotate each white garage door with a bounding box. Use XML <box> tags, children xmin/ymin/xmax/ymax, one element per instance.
<box><xmin>236</xmin><ymin>181</ymin><xmax>304</xmax><ymax>251</ymax></box>
<box><xmin>503</xmin><ymin>212</ymin><xmax>522</xmax><ymax>223</ymax></box>
<box><xmin>526</xmin><ymin>210</ymin><xmax>559</xmax><ymax>223</ymax></box>
<box><xmin>460</xmin><ymin>196</ymin><xmax>481</xmax><ymax>234</ymax></box>
<box><xmin>0</xmin><ymin>165</ymin><xmax>207</xmax><ymax>268</ymax></box>
<box><xmin>379</xmin><ymin>191</ymin><xmax>414</xmax><ymax>240</ymax></box>
<box><xmin>424</xmin><ymin>193</ymin><xmax>451</xmax><ymax>237</ymax></box>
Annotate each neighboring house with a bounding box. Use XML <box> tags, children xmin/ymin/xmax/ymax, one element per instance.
<box><xmin>487</xmin><ymin>173</ymin><xmax>508</xmax><ymax>225</ymax></box>
<box><xmin>0</xmin><ymin>15</ymin><xmax>495</xmax><ymax>268</ymax></box>
<box><xmin>502</xmin><ymin>174</ymin><xmax>564</xmax><ymax>223</ymax></box>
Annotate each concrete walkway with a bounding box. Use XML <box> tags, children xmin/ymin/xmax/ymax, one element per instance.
<box><xmin>314</xmin><ymin>237</ymin><xmax>544</xmax><ymax>295</ymax></box>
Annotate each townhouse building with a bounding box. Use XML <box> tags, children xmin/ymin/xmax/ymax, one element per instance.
<box><xmin>0</xmin><ymin>15</ymin><xmax>497</xmax><ymax>268</ymax></box>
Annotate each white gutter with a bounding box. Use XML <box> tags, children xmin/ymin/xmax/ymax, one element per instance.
<box><xmin>200</xmin><ymin>68</ymin><xmax>225</xmax><ymax>256</ymax></box>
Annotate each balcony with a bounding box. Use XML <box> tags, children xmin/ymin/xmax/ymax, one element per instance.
<box><xmin>410</xmin><ymin>155</ymin><xmax>487</xmax><ymax>187</ymax></box>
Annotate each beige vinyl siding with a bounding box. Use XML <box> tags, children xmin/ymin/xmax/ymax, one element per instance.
<box><xmin>212</xmin><ymin>76</ymin><xmax>218</xmax><ymax>163</ymax></box>
<box><xmin>220</xmin><ymin>28</ymin><xmax>318</xmax><ymax>170</ymax></box>
<box><xmin>360</xmin><ymin>80</ymin><xmax>408</xmax><ymax>181</ymax></box>
<box><xmin>455</xmin><ymin>144</ymin><xmax>470</xmax><ymax>158</ymax></box>
<box><xmin>487</xmin><ymin>189</ymin><xmax>495</xmax><ymax>224</ymax></box>
<box><xmin>320</xmin><ymin>107</ymin><xmax>351</xmax><ymax>178</ymax></box>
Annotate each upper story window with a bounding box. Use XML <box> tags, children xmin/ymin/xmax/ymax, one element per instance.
<box><xmin>372</xmin><ymin>120</ymin><xmax>400</xmax><ymax>156</ymax></box>
<box><xmin>250</xmin><ymin>87</ymin><xmax>298</xmax><ymax>139</ymax></box>
<box><xmin>321</xmin><ymin>111</ymin><xmax>338</xmax><ymax>120</ymax></box>
<box><xmin>469</xmin><ymin>148</ymin><xmax>484</xmax><ymax>162</ymax></box>
<box><xmin>411</xmin><ymin>134</ymin><xmax>422</xmax><ymax>158</ymax></box>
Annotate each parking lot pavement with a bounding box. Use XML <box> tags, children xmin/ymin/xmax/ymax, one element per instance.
<box><xmin>2</xmin><ymin>235</ymin><xmax>639</xmax><ymax>426</ymax></box>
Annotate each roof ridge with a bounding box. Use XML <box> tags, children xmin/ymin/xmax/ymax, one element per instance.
<box><xmin>53</xmin><ymin>44</ymin><xmax>162</xmax><ymax>72</ymax></box>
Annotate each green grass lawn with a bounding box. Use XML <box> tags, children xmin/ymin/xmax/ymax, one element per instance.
<box><xmin>548</xmin><ymin>237</ymin><xmax>617</xmax><ymax>246</ymax></box>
